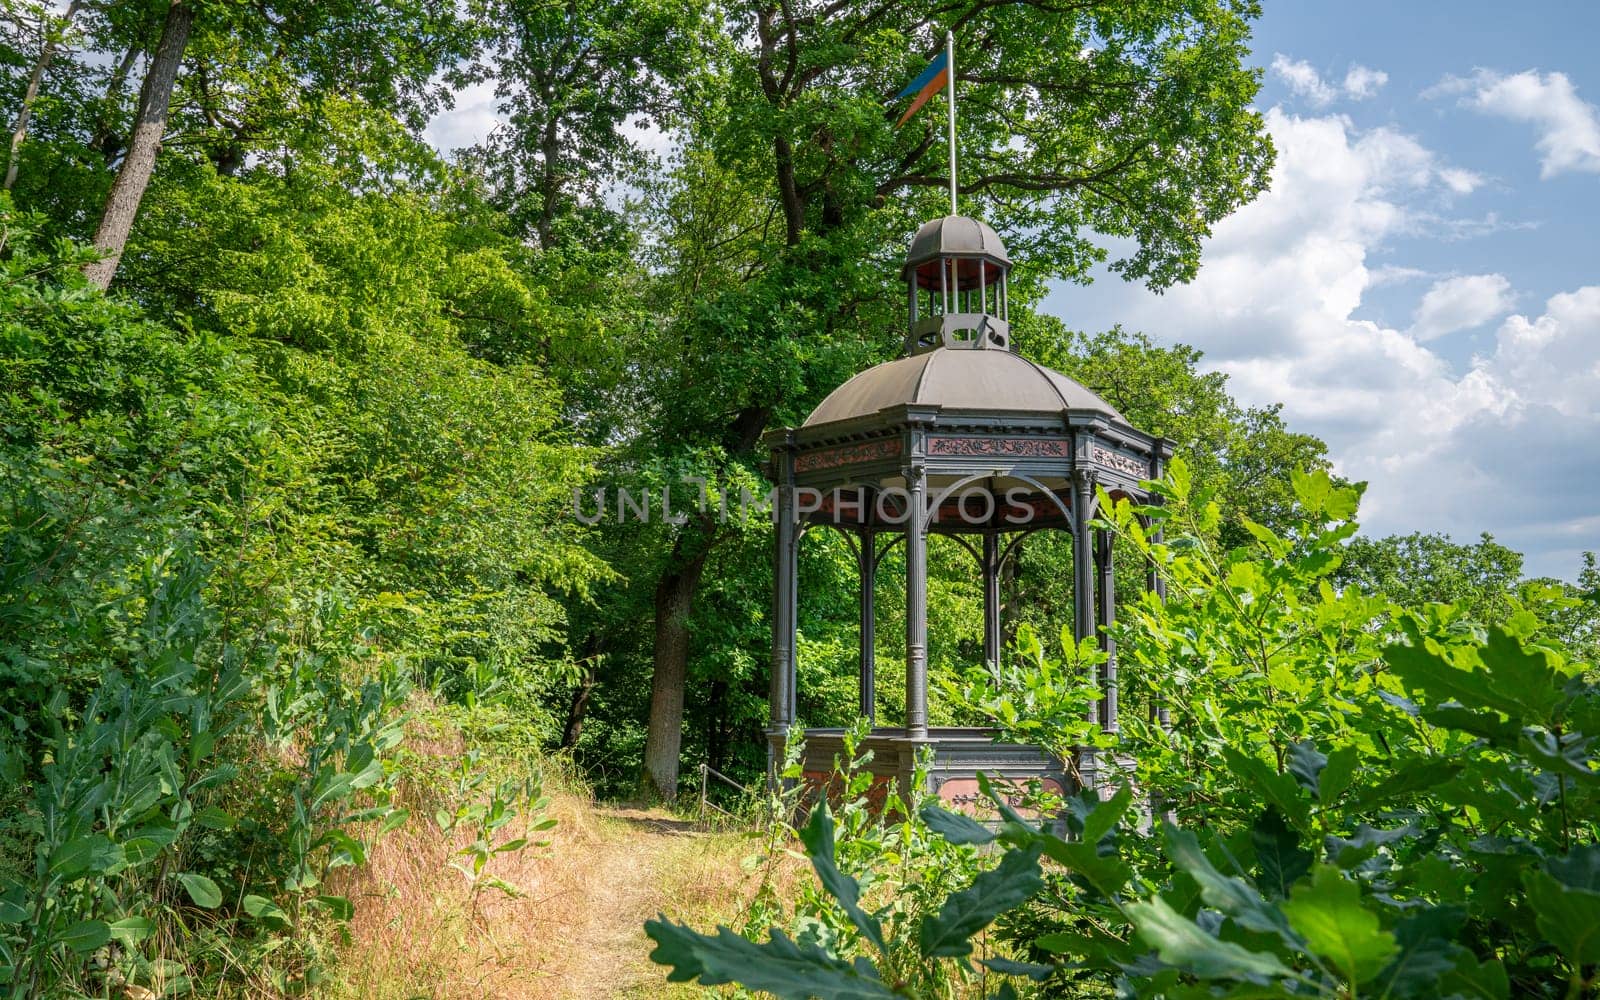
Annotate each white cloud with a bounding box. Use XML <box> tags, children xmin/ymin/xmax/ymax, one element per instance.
<box><xmin>1048</xmin><ymin>108</ymin><xmax>1600</xmax><ymax>578</ymax></box>
<box><xmin>1437</xmin><ymin>166</ymin><xmax>1484</xmax><ymax>194</ymax></box>
<box><xmin>1271</xmin><ymin>55</ymin><xmax>1389</xmax><ymax>107</ymax></box>
<box><xmin>1435</xmin><ymin>69</ymin><xmax>1600</xmax><ymax>177</ymax></box>
<box><xmin>1409</xmin><ymin>274</ymin><xmax>1514</xmax><ymax>341</ymax></box>
<box><xmin>423</xmin><ymin>80</ymin><xmax>504</xmax><ymax>154</ymax></box>
<box><xmin>1343</xmin><ymin>64</ymin><xmax>1389</xmax><ymax>100</ymax></box>
<box><xmin>1273</xmin><ymin>55</ymin><xmax>1338</xmax><ymax>106</ymax></box>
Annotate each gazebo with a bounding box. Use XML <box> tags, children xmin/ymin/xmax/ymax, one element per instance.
<box><xmin>763</xmin><ymin>214</ymin><xmax>1172</xmax><ymax>809</ymax></box>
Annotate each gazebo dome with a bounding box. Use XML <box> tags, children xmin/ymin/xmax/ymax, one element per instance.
<box><xmin>803</xmin><ymin>347</ymin><xmax>1123</xmax><ymax>427</ymax></box>
<box><xmin>902</xmin><ymin>215</ymin><xmax>1011</xmax><ymax>279</ymax></box>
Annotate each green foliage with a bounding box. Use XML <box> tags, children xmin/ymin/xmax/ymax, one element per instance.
<box><xmin>0</xmin><ymin>118</ymin><xmax>596</xmax><ymax>991</ymax></box>
<box><xmin>654</xmin><ymin>464</ymin><xmax>1600</xmax><ymax>998</ymax></box>
<box><xmin>434</xmin><ymin>749</ymin><xmax>558</xmax><ymax>911</ymax></box>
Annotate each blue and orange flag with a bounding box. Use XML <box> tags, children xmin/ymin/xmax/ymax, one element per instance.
<box><xmin>895</xmin><ymin>50</ymin><xmax>949</xmax><ymax>127</ymax></box>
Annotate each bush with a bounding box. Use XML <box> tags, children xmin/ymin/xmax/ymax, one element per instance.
<box><xmin>649</xmin><ymin>464</ymin><xmax>1600</xmax><ymax>998</ymax></box>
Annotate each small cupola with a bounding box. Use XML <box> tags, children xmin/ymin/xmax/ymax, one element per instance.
<box><xmin>902</xmin><ymin>215</ymin><xmax>1011</xmax><ymax>355</ymax></box>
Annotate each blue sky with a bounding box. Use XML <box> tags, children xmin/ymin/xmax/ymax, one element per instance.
<box><xmin>425</xmin><ymin>2</ymin><xmax>1600</xmax><ymax>579</ymax></box>
<box><xmin>1046</xmin><ymin>0</ymin><xmax>1600</xmax><ymax>579</ymax></box>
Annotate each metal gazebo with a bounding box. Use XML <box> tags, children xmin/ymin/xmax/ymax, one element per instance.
<box><xmin>763</xmin><ymin>214</ymin><xmax>1172</xmax><ymax>807</ymax></box>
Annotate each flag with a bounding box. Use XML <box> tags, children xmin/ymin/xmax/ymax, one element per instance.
<box><xmin>894</xmin><ymin>50</ymin><xmax>948</xmax><ymax>128</ymax></box>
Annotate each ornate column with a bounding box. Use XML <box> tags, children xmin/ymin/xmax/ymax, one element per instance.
<box><xmin>982</xmin><ymin>531</ymin><xmax>1002</xmax><ymax>672</ymax></box>
<box><xmin>905</xmin><ymin>464</ymin><xmax>929</xmax><ymax>739</ymax></box>
<box><xmin>1071</xmin><ymin>469</ymin><xmax>1098</xmax><ymax>727</ymax></box>
<box><xmin>767</xmin><ymin>449</ymin><xmax>798</xmax><ymax>781</ymax></box>
<box><xmin>1095</xmin><ymin>527</ymin><xmax>1117</xmax><ymax>733</ymax></box>
<box><xmin>858</xmin><ymin>526</ymin><xmax>877</xmax><ymax>723</ymax></box>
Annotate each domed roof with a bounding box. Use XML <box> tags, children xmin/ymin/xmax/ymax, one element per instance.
<box><xmin>902</xmin><ymin>215</ymin><xmax>1010</xmax><ymax>277</ymax></box>
<box><xmin>803</xmin><ymin>348</ymin><xmax>1122</xmax><ymax>427</ymax></box>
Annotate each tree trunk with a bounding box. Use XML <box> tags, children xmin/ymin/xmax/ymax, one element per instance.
<box><xmin>536</xmin><ymin>111</ymin><xmax>560</xmax><ymax>250</ymax></box>
<box><xmin>560</xmin><ymin>635</ymin><xmax>602</xmax><ymax>749</ymax></box>
<box><xmin>4</xmin><ymin>0</ymin><xmax>80</xmax><ymax>191</ymax></box>
<box><xmin>85</xmin><ymin>0</ymin><xmax>194</xmax><ymax>291</ymax></box>
<box><xmin>640</xmin><ymin>538</ymin><xmax>710</xmax><ymax>800</ymax></box>
<box><xmin>638</xmin><ymin>406</ymin><xmax>772</xmax><ymax>800</ymax></box>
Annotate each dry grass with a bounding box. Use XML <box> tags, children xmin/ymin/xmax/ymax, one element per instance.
<box><xmin>328</xmin><ymin>708</ymin><xmax>766</xmax><ymax>999</ymax></box>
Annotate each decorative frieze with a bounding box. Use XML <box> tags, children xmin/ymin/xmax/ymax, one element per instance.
<box><xmin>1092</xmin><ymin>445</ymin><xmax>1147</xmax><ymax>478</ymax></box>
<box><xmin>794</xmin><ymin>438</ymin><xmax>902</xmax><ymax>473</ymax></box>
<box><xmin>926</xmin><ymin>436</ymin><xmax>1070</xmax><ymax>458</ymax></box>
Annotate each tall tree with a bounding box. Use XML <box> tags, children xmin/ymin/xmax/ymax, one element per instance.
<box><xmin>83</xmin><ymin>0</ymin><xmax>189</xmax><ymax>288</ymax></box>
<box><xmin>71</xmin><ymin>0</ymin><xmax>477</xmax><ymax>288</ymax></box>
<box><xmin>3</xmin><ymin>0</ymin><xmax>79</xmax><ymax>191</ymax></box>
<box><xmin>629</xmin><ymin>0</ymin><xmax>1277</xmax><ymax>797</ymax></box>
<box><xmin>462</xmin><ymin>0</ymin><xmax>705</xmax><ymax>250</ymax></box>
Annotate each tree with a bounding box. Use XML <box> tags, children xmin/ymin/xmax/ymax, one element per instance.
<box><xmin>459</xmin><ymin>0</ymin><xmax>705</xmax><ymax>250</ymax></box>
<box><xmin>2</xmin><ymin>0</ymin><xmax>79</xmax><ymax>191</ymax></box>
<box><xmin>57</xmin><ymin>0</ymin><xmax>479</xmax><ymax>288</ymax></box>
<box><xmin>1338</xmin><ymin>531</ymin><xmax>1525</xmax><ymax>626</ymax></box>
<box><xmin>82</xmin><ymin>0</ymin><xmax>192</xmax><ymax>288</ymax></box>
<box><xmin>626</xmin><ymin>0</ymin><xmax>1277</xmax><ymax>797</ymax></box>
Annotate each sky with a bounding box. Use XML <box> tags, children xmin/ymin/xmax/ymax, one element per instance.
<box><xmin>1043</xmin><ymin>1</ymin><xmax>1600</xmax><ymax>579</ymax></box>
<box><xmin>424</xmin><ymin>2</ymin><xmax>1600</xmax><ymax>579</ymax></box>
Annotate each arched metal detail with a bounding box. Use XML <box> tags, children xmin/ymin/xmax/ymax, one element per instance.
<box><xmin>802</xmin><ymin>520</ymin><xmax>861</xmax><ymax>559</ymax></box>
<box><xmin>998</xmin><ymin>525</ymin><xmax>1046</xmax><ymax>571</ymax></box>
<box><xmin>944</xmin><ymin>532</ymin><xmax>983</xmax><ymax>570</ymax></box>
<box><xmin>871</xmin><ymin>531</ymin><xmax>907</xmax><ymax>573</ymax></box>
<box><xmin>1004</xmin><ymin>472</ymin><xmax>1076</xmax><ymax>529</ymax></box>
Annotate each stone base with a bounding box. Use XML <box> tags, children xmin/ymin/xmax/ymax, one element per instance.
<box><xmin>779</xmin><ymin>726</ymin><xmax>1096</xmax><ymax>824</ymax></box>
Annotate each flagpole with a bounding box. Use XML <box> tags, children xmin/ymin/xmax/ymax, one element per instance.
<box><xmin>946</xmin><ymin>29</ymin><xmax>957</xmax><ymax>215</ymax></box>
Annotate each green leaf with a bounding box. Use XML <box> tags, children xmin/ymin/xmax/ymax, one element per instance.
<box><xmin>1082</xmin><ymin>784</ymin><xmax>1134</xmax><ymax>844</ymax></box>
<box><xmin>108</xmin><ymin>916</ymin><xmax>156</xmax><ymax>945</ymax></box>
<box><xmin>176</xmin><ymin>872</ymin><xmax>222</xmax><ymax>909</ymax></box>
<box><xmin>1440</xmin><ymin>952</ymin><xmax>1510</xmax><ymax>1000</ymax></box>
<box><xmin>243</xmin><ymin>894</ymin><xmax>291</xmax><ymax>928</ymax></box>
<box><xmin>1421</xmin><ymin>706</ymin><xmax>1520</xmax><ymax>745</ymax></box>
<box><xmin>1520</xmin><ymin>729</ymin><xmax>1600</xmax><ymax>785</ymax></box>
<box><xmin>194</xmin><ymin>805</ymin><xmax>236</xmax><ymax>830</ymax></box>
<box><xmin>1523</xmin><ymin>869</ymin><xmax>1600</xmax><ymax>966</ymax></box>
<box><xmin>1250</xmin><ymin>809</ymin><xmax>1311</xmax><ymax>899</ymax></box>
<box><xmin>1346</xmin><ymin>759</ymin><xmax>1460</xmax><ymax>812</ymax></box>
<box><xmin>797</xmin><ymin>803</ymin><xmax>885</xmax><ymax>953</ymax></box>
<box><xmin>379</xmin><ymin>808</ymin><xmax>411</xmax><ymax>835</ymax></box>
<box><xmin>645</xmin><ymin>918</ymin><xmax>899</xmax><ymax>999</ymax></box>
<box><xmin>315</xmin><ymin>895</ymin><xmax>355</xmax><ymax>921</ymax></box>
<box><xmin>920</xmin><ymin>803</ymin><xmax>997</xmax><ymax>845</ymax></box>
<box><xmin>60</xmin><ymin>919</ymin><xmax>111</xmax><ymax>954</ymax></box>
<box><xmin>1281</xmin><ymin>865</ymin><xmax>1397</xmax><ymax>985</ymax></box>
<box><xmin>981</xmin><ymin>957</ymin><xmax>1054</xmax><ymax>980</ymax></box>
<box><xmin>49</xmin><ymin>834</ymin><xmax>120</xmax><ymax>879</ymax></box>
<box><xmin>1372</xmin><ymin>906</ymin><xmax>1464</xmax><ymax>999</ymax></box>
<box><xmin>310</xmin><ymin>771</ymin><xmax>356</xmax><ymax>811</ymax></box>
<box><xmin>1038</xmin><ymin>836</ymin><xmax>1132</xmax><ymax>898</ymax></box>
<box><xmin>1164</xmin><ymin>825</ymin><xmax>1293</xmax><ymax>939</ymax></box>
<box><xmin>1285</xmin><ymin>740</ymin><xmax>1326</xmax><ymax>793</ymax></box>
<box><xmin>1547</xmin><ymin>844</ymin><xmax>1600</xmax><ymax>891</ymax></box>
<box><xmin>1326</xmin><ymin>823</ymin><xmax>1417</xmax><ymax>867</ymax></box>
<box><xmin>1318</xmin><ymin>746</ymin><xmax>1358</xmax><ymax>804</ymax></box>
<box><xmin>1386</xmin><ymin>629</ymin><xmax>1565</xmax><ymax>725</ymax></box>
<box><xmin>1126</xmin><ymin>896</ymin><xmax>1291</xmax><ymax>982</ymax></box>
<box><xmin>918</xmin><ymin>845</ymin><xmax>1043</xmax><ymax>959</ymax></box>
<box><xmin>1221</xmin><ymin>747</ymin><xmax>1308</xmax><ymax>828</ymax></box>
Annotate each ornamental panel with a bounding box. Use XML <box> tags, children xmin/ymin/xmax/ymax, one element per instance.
<box><xmin>794</xmin><ymin>438</ymin><xmax>903</xmax><ymax>473</ymax></box>
<box><xmin>926</xmin><ymin>436</ymin><xmax>1070</xmax><ymax>458</ymax></box>
<box><xmin>1092</xmin><ymin>445</ymin><xmax>1148</xmax><ymax>478</ymax></box>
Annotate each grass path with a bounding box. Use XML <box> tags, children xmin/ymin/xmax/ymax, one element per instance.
<box><xmin>337</xmin><ymin>795</ymin><xmax>758</xmax><ymax>999</ymax></box>
<box><xmin>559</xmin><ymin>807</ymin><xmax>737</xmax><ymax>999</ymax></box>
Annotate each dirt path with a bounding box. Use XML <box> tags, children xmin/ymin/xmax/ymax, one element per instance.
<box><xmin>338</xmin><ymin>792</ymin><xmax>759</xmax><ymax>999</ymax></box>
<box><xmin>557</xmin><ymin>807</ymin><xmax>725</xmax><ymax>999</ymax></box>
